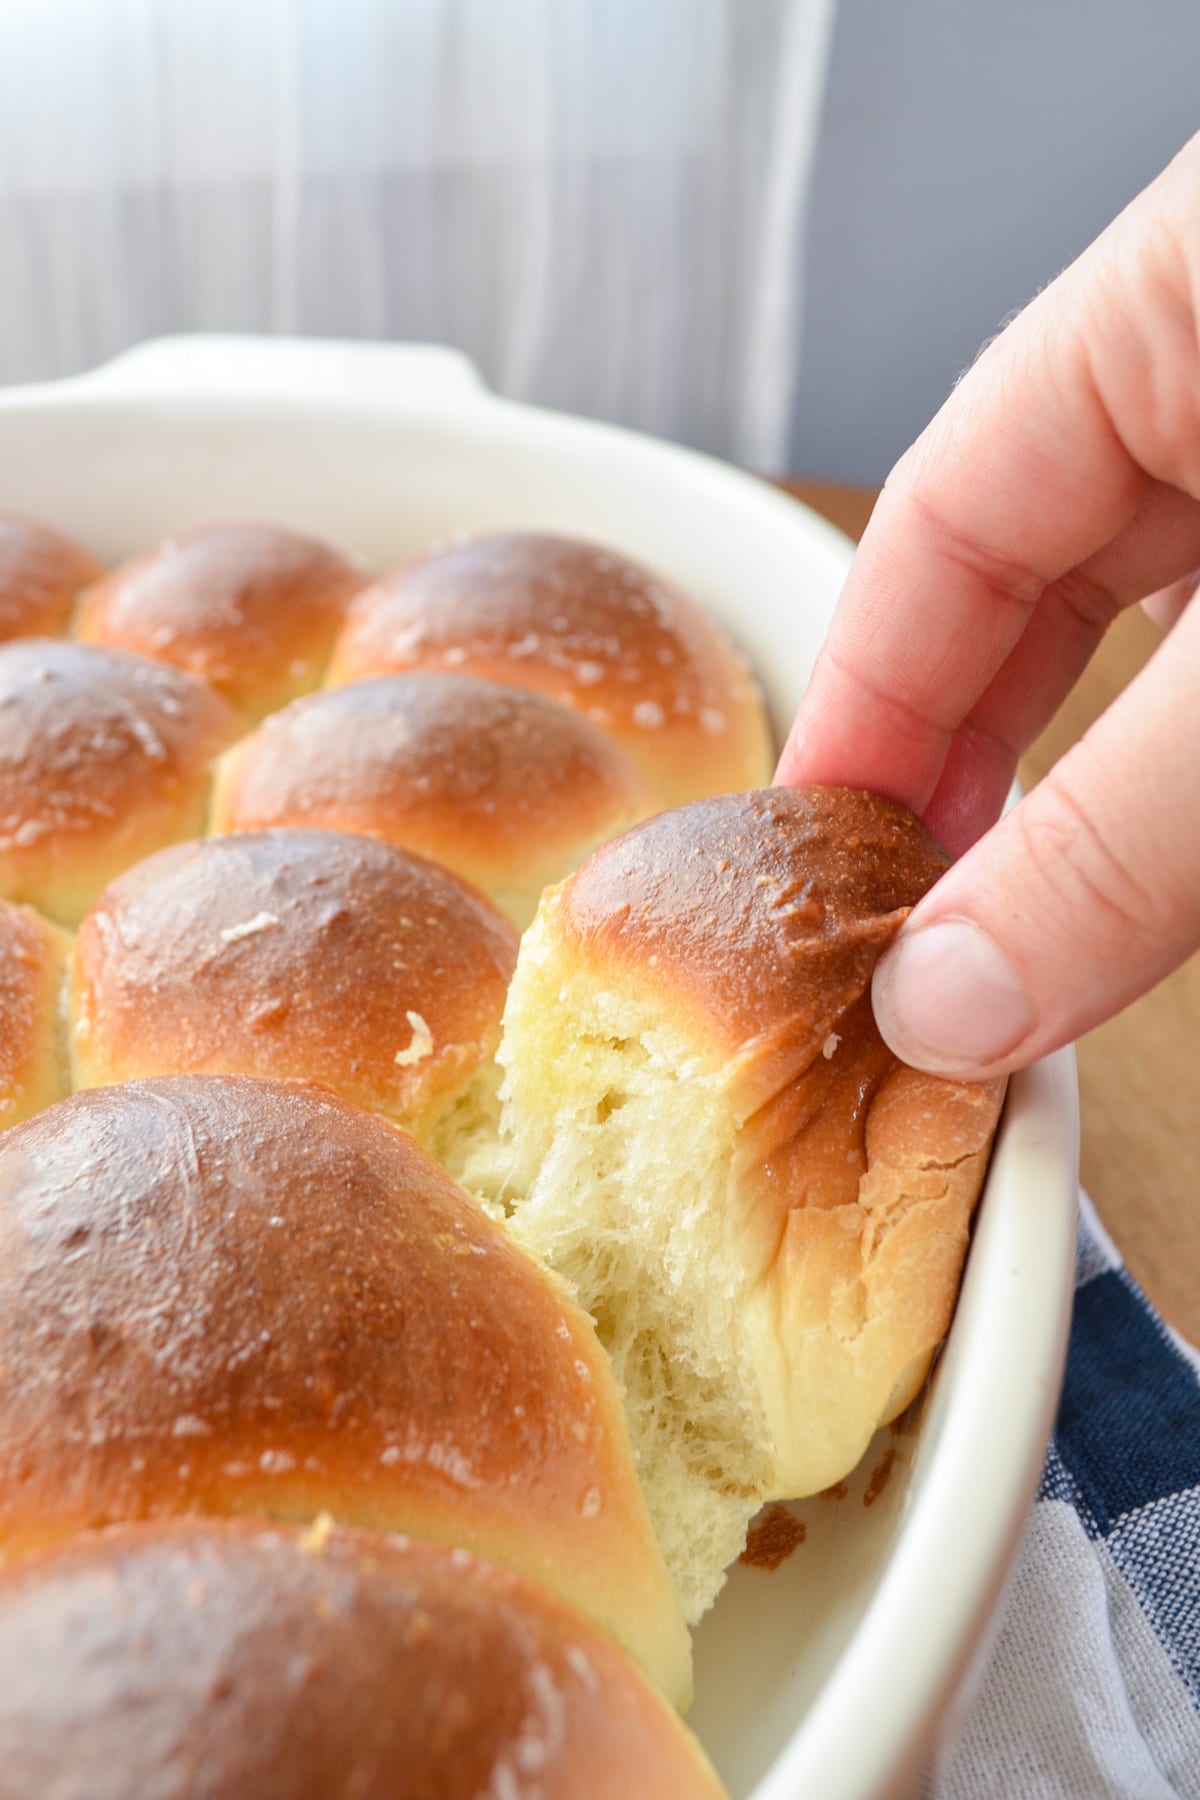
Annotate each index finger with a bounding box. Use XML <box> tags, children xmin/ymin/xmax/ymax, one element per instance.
<box><xmin>776</xmin><ymin>135</ymin><xmax>1200</xmax><ymax>817</ymax></box>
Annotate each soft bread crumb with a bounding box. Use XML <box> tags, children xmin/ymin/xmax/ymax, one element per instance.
<box><xmin>495</xmin><ymin>937</ymin><xmax>768</xmax><ymax>1622</ymax></box>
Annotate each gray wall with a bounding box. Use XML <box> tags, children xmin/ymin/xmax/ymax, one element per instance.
<box><xmin>792</xmin><ymin>0</ymin><xmax>1200</xmax><ymax>485</ymax></box>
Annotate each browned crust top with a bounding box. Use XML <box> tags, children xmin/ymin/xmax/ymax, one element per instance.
<box><xmin>218</xmin><ymin>672</ymin><xmax>656</xmax><ymax>857</ymax></box>
<box><xmin>0</xmin><ymin>1520</ymin><xmax>718</xmax><ymax>1800</ymax></box>
<box><xmin>0</xmin><ymin>1077</ymin><xmax>628</xmax><ymax>1557</ymax></box>
<box><xmin>561</xmin><ymin>787</ymin><xmax>948</xmax><ymax>1050</ymax></box>
<box><xmin>0</xmin><ymin>639</ymin><xmax>240</xmax><ymax>858</ymax></box>
<box><xmin>77</xmin><ymin>522</ymin><xmax>367</xmax><ymax>708</ymax></box>
<box><xmin>0</xmin><ymin>513</ymin><xmax>103</xmax><ymax>643</ymax></box>
<box><xmin>72</xmin><ymin>829</ymin><xmax>517</xmax><ymax>1117</ymax></box>
<box><xmin>329</xmin><ymin>533</ymin><xmax>764</xmax><ymax>767</ymax></box>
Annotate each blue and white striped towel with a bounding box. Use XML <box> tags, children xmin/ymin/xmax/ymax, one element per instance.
<box><xmin>924</xmin><ymin>1193</ymin><xmax>1200</xmax><ymax>1797</ymax></box>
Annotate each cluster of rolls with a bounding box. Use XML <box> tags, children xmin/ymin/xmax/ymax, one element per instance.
<box><xmin>0</xmin><ymin>507</ymin><xmax>1005</xmax><ymax>1795</ymax></box>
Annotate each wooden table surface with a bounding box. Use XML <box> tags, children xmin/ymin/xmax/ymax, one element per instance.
<box><xmin>784</xmin><ymin>481</ymin><xmax>1200</xmax><ymax>1346</ymax></box>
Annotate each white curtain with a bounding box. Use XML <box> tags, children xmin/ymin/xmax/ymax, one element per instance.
<box><xmin>0</xmin><ymin>0</ymin><xmax>836</xmax><ymax>471</ymax></box>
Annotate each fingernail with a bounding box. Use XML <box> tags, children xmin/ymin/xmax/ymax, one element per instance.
<box><xmin>872</xmin><ymin>919</ymin><xmax>1036</xmax><ymax>1074</ymax></box>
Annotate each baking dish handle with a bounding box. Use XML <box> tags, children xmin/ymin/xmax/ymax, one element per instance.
<box><xmin>72</xmin><ymin>335</ymin><xmax>491</xmax><ymax>409</ymax></box>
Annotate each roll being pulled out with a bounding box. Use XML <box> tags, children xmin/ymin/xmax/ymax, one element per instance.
<box><xmin>493</xmin><ymin>787</ymin><xmax>1006</xmax><ymax>1623</ymax></box>
<box><xmin>0</xmin><ymin>1522</ymin><xmax>722</xmax><ymax>1800</ymax></box>
<box><xmin>0</xmin><ymin>1076</ymin><xmax>692</xmax><ymax>1705</ymax></box>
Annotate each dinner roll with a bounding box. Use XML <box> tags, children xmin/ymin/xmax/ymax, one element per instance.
<box><xmin>326</xmin><ymin>532</ymin><xmax>772</xmax><ymax>807</ymax></box>
<box><xmin>0</xmin><ymin>639</ymin><xmax>240</xmax><ymax>928</ymax></box>
<box><xmin>0</xmin><ymin>1522</ymin><xmax>722</xmax><ymax>1800</ymax></box>
<box><xmin>0</xmin><ymin>512</ymin><xmax>102</xmax><ymax>642</ymax></box>
<box><xmin>0</xmin><ymin>900</ymin><xmax>70</xmax><ymax>1129</ymax></box>
<box><xmin>0</xmin><ymin>1076</ymin><xmax>691</xmax><ymax>1703</ymax></box>
<box><xmin>492</xmin><ymin>787</ymin><xmax>1006</xmax><ymax>1622</ymax></box>
<box><xmin>70</xmin><ymin>828</ymin><xmax>517</xmax><ymax>1157</ymax></box>
<box><xmin>76</xmin><ymin>521</ymin><xmax>368</xmax><ymax>721</ymax></box>
<box><xmin>211</xmin><ymin>673</ymin><xmax>660</xmax><ymax>930</ymax></box>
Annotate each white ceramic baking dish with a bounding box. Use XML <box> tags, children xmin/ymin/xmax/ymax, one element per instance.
<box><xmin>0</xmin><ymin>336</ymin><xmax>1079</xmax><ymax>1798</ymax></box>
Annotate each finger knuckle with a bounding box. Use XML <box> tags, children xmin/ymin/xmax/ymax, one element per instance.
<box><xmin>1014</xmin><ymin>772</ymin><xmax>1180</xmax><ymax>961</ymax></box>
<box><xmin>905</xmin><ymin>487</ymin><xmax>1046</xmax><ymax>617</ymax></box>
<box><xmin>1051</xmin><ymin>569</ymin><xmax>1125</xmax><ymax>635</ymax></box>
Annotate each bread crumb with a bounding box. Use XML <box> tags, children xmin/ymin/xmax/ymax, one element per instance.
<box><xmin>822</xmin><ymin>1032</ymin><xmax>841</xmax><ymax>1059</ymax></box>
<box><xmin>739</xmin><ymin>1504</ymin><xmax>806</xmax><ymax>1571</ymax></box>
<box><xmin>219</xmin><ymin>911</ymin><xmax>280</xmax><ymax>944</ymax></box>
<box><xmin>863</xmin><ymin>1447</ymin><xmax>896</xmax><ymax>1508</ymax></box>
<box><xmin>299</xmin><ymin>1512</ymin><xmax>336</xmax><ymax>1554</ymax></box>
<box><xmin>394</xmin><ymin>1010</ymin><xmax>434</xmax><ymax>1066</ymax></box>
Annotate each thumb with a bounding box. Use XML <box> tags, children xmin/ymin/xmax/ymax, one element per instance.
<box><xmin>871</xmin><ymin>597</ymin><xmax>1200</xmax><ymax>1080</ymax></box>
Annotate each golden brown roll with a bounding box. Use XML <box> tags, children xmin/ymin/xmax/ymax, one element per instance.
<box><xmin>0</xmin><ymin>899</ymin><xmax>70</xmax><ymax>1129</ymax></box>
<box><xmin>0</xmin><ymin>512</ymin><xmax>102</xmax><ymax>643</ymax></box>
<box><xmin>211</xmin><ymin>673</ymin><xmax>661</xmax><ymax>930</ymax></box>
<box><xmin>325</xmin><ymin>532</ymin><xmax>772</xmax><ymax>806</ymax></box>
<box><xmin>0</xmin><ymin>1076</ymin><xmax>692</xmax><ymax>1703</ymax></box>
<box><xmin>0</xmin><ymin>639</ymin><xmax>241</xmax><ymax>929</ymax></box>
<box><xmin>70</xmin><ymin>828</ymin><xmax>517</xmax><ymax>1153</ymax></box>
<box><xmin>493</xmin><ymin>787</ymin><xmax>1006</xmax><ymax>1622</ymax></box>
<box><xmin>0</xmin><ymin>1522</ymin><xmax>722</xmax><ymax>1800</ymax></box>
<box><xmin>76</xmin><ymin>521</ymin><xmax>368</xmax><ymax>721</ymax></box>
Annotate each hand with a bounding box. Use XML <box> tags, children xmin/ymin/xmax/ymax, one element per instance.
<box><xmin>776</xmin><ymin>134</ymin><xmax>1200</xmax><ymax>1081</ymax></box>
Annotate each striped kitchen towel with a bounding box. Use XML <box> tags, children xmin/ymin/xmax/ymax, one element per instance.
<box><xmin>924</xmin><ymin>1193</ymin><xmax>1200</xmax><ymax>1797</ymax></box>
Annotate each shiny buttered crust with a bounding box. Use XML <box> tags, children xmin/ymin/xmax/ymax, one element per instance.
<box><xmin>501</xmin><ymin>787</ymin><xmax>1005</xmax><ymax>1611</ymax></box>
<box><xmin>0</xmin><ymin>639</ymin><xmax>241</xmax><ymax>928</ymax></box>
<box><xmin>0</xmin><ymin>900</ymin><xmax>70</xmax><ymax>1129</ymax></box>
<box><xmin>326</xmin><ymin>532</ymin><xmax>772</xmax><ymax>807</ymax></box>
<box><xmin>211</xmin><ymin>673</ymin><xmax>660</xmax><ymax>930</ymax></box>
<box><xmin>0</xmin><ymin>512</ymin><xmax>102</xmax><ymax>643</ymax></box>
<box><xmin>76</xmin><ymin>521</ymin><xmax>369</xmax><ymax>721</ymax></box>
<box><xmin>0</xmin><ymin>1522</ymin><xmax>723</xmax><ymax>1800</ymax></box>
<box><xmin>0</xmin><ymin>1077</ymin><xmax>691</xmax><ymax>1703</ymax></box>
<box><xmin>70</xmin><ymin>827</ymin><xmax>518</xmax><ymax>1136</ymax></box>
